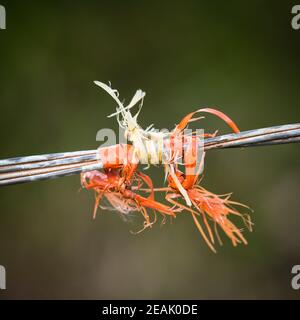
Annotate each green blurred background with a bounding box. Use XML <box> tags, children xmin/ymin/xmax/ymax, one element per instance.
<box><xmin>0</xmin><ymin>0</ymin><xmax>300</xmax><ymax>299</ymax></box>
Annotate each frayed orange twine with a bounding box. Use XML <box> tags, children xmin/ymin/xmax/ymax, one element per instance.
<box><xmin>80</xmin><ymin>82</ymin><xmax>253</xmax><ymax>252</ymax></box>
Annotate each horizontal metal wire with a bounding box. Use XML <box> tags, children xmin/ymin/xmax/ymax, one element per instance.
<box><xmin>0</xmin><ymin>153</ymin><xmax>98</xmax><ymax>173</ymax></box>
<box><xmin>0</xmin><ymin>149</ymin><xmax>96</xmax><ymax>167</ymax></box>
<box><xmin>0</xmin><ymin>123</ymin><xmax>299</xmax><ymax>186</ymax></box>
<box><xmin>203</xmin><ymin>123</ymin><xmax>300</xmax><ymax>149</ymax></box>
<box><xmin>0</xmin><ymin>162</ymin><xmax>103</xmax><ymax>186</ymax></box>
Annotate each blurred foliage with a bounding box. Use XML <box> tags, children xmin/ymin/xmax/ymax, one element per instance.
<box><xmin>0</xmin><ymin>0</ymin><xmax>300</xmax><ymax>299</ymax></box>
